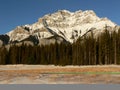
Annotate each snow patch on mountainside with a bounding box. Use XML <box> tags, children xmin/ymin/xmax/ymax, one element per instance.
<box><xmin>7</xmin><ymin>10</ymin><xmax>116</xmax><ymax>44</ymax></box>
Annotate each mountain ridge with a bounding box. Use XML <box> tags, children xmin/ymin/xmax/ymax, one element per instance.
<box><xmin>0</xmin><ymin>10</ymin><xmax>119</xmax><ymax>46</ymax></box>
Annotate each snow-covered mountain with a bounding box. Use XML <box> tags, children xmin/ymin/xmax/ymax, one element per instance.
<box><xmin>0</xmin><ymin>10</ymin><xmax>119</xmax><ymax>46</ymax></box>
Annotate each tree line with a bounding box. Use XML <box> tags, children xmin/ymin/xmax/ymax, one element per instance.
<box><xmin>0</xmin><ymin>29</ymin><xmax>120</xmax><ymax>65</ymax></box>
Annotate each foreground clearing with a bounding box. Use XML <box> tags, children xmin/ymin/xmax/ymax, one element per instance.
<box><xmin>0</xmin><ymin>65</ymin><xmax>120</xmax><ymax>84</ymax></box>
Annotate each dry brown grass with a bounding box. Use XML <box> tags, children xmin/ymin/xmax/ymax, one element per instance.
<box><xmin>0</xmin><ymin>66</ymin><xmax>120</xmax><ymax>74</ymax></box>
<box><xmin>0</xmin><ymin>65</ymin><xmax>120</xmax><ymax>84</ymax></box>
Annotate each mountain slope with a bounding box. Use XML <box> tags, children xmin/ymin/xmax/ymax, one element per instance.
<box><xmin>1</xmin><ymin>10</ymin><xmax>119</xmax><ymax>46</ymax></box>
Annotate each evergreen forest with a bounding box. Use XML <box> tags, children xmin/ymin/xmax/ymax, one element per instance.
<box><xmin>0</xmin><ymin>29</ymin><xmax>120</xmax><ymax>65</ymax></box>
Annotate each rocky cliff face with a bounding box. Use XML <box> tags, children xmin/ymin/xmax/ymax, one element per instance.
<box><xmin>0</xmin><ymin>10</ymin><xmax>119</xmax><ymax>46</ymax></box>
<box><xmin>0</xmin><ymin>35</ymin><xmax>10</xmax><ymax>47</ymax></box>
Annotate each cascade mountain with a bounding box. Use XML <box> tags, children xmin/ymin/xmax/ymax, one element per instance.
<box><xmin>0</xmin><ymin>10</ymin><xmax>120</xmax><ymax>65</ymax></box>
<box><xmin>0</xmin><ymin>10</ymin><xmax>119</xmax><ymax>47</ymax></box>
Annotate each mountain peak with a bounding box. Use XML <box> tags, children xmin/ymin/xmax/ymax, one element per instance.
<box><xmin>84</xmin><ymin>10</ymin><xmax>97</xmax><ymax>16</ymax></box>
<box><xmin>5</xmin><ymin>10</ymin><xmax>118</xmax><ymax>45</ymax></box>
<box><xmin>57</xmin><ymin>10</ymin><xmax>72</xmax><ymax>14</ymax></box>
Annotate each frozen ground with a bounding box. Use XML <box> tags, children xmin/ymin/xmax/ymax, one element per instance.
<box><xmin>0</xmin><ymin>65</ymin><xmax>120</xmax><ymax>84</ymax></box>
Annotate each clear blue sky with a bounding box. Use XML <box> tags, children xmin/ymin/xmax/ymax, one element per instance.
<box><xmin>0</xmin><ymin>0</ymin><xmax>120</xmax><ymax>34</ymax></box>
